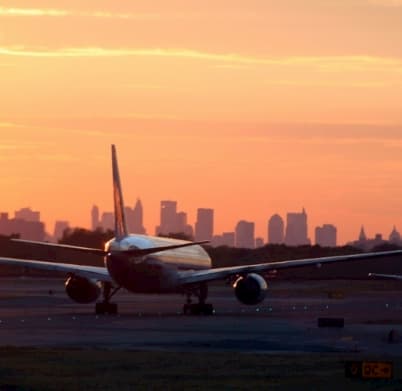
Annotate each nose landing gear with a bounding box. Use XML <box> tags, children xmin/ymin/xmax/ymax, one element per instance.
<box><xmin>95</xmin><ymin>282</ymin><xmax>120</xmax><ymax>315</ymax></box>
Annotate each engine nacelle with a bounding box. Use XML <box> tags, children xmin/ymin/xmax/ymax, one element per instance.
<box><xmin>233</xmin><ymin>273</ymin><xmax>268</xmax><ymax>305</ymax></box>
<box><xmin>65</xmin><ymin>275</ymin><xmax>101</xmax><ymax>304</ymax></box>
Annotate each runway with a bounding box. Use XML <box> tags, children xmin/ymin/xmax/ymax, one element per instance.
<box><xmin>0</xmin><ymin>277</ymin><xmax>402</xmax><ymax>355</ymax></box>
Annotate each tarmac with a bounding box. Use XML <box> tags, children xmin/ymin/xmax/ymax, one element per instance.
<box><xmin>0</xmin><ymin>277</ymin><xmax>402</xmax><ymax>355</ymax></box>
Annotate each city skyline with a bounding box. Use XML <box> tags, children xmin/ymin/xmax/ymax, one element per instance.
<box><xmin>1</xmin><ymin>203</ymin><xmax>401</xmax><ymax>248</ymax></box>
<box><xmin>1</xmin><ymin>2</ymin><xmax>402</xmax><ymax>244</ymax></box>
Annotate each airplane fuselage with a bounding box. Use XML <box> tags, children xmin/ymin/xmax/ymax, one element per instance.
<box><xmin>104</xmin><ymin>234</ymin><xmax>211</xmax><ymax>294</ymax></box>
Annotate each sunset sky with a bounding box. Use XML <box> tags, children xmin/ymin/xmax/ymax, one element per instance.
<box><xmin>1</xmin><ymin>1</ymin><xmax>402</xmax><ymax>244</ymax></box>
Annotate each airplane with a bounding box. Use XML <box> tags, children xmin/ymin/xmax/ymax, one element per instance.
<box><xmin>1</xmin><ymin>144</ymin><xmax>402</xmax><ymax>315</ymax></box>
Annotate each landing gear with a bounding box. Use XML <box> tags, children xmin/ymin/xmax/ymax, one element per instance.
<box><xmin>182</xmin><ymin>283</ymin><xmax>214</xmax><ymax>315</ymax></box>
<box><xmin>95</xmin><ymin>282</ymin><xmax>120</xmax><ymax>315</ymax></box>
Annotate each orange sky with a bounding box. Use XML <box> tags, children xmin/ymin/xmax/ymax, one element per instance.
<box><xmin>1</xmin><ymin>1</ymin><xmax>402</xmax><ymax>244</ymax></box>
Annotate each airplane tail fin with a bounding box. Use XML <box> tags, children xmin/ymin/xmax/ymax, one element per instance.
<box><xmin>111</xmin><ymin>144</ymin><xmax>129</xmax><ymax>240</ymax></box>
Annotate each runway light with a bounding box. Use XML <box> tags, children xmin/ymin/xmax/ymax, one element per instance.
<box><xmin>292</xmin><ymin>306</ymin><xmax>296</xmax><ymax>310</ymax></box>
<box><xmin>304</xmin><ymin>306</ymin><xmax>308</xmax><ymax>310</ymax></box>
<box><xmin>72</xmin><ymin>316</ymin><xmax>76</xmax><ymax>320</ymax></box>
<box><xmin>256</xmin><ymin>308</ymin><xmax>260</xmax><ymax>312</ymax></box>
<box><xmin>268</xmin><ymin>307</ymin><xmax>273</xmax><ymax>312</ymax></box>
<box><xmin>47</xmin><ymin>317</ymin><xmax>51</xmax><ymax>321</ymax></box>
<box><xmin>385</xmin><ymin>304</ymin><xmax>389</xmax><ymax>308</ymax></box>
<box><xmin>325</xmin><ymin>305</ymin><xmax>329</xmax><ymax>309</ymax></box>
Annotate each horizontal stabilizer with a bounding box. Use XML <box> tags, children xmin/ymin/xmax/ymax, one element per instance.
<box><xmin>120</xmin><ymin>241</ymin><xmax>209</xmax><ymax>257</ymax></box>
<box><xmin>11</xmin><ymin>238</ymin><xmax>209</xmax><ymax>258</ymax></box>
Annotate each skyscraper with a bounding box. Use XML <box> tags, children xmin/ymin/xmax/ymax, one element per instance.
<box><xmin>285</xmin><ymin>208</ymin><xmax>310</xmax><ymax>246</ymax></box>
<box><xmin>132</xmin><ymin>199</ymin><xmax>146</xmax><ymax>234</ymax></box>
<box><xmin>268</xmin><ymin>214</ymin><xmax>284</xmax><ymax>244</ymax></box>
<box><xmin>315</xmin><ymin>224</ymin><xmax>337</xmax><ymax>247</ymax></box>
<box><xmin>195</xmin><ymin>208</ymin><xmax>214</xmax><ymax>242</ymax></box>
<box><xmin>176</xmin><ymin>211</ymin><xmax>194</xmax><ymax>238</ymax></box>
<box><xmin>156</xmin><ymin>200</ymin><xmax>177</xmax><ymax>235</ymax></box>
<box><xmin>235</xmin><ymin>220</ymin><xmax>255</xmax><ymax>248</ymax></box>
<box><xmin>54</xmin><ymin>220</ymin><xmax>70</xmax><ymax>241</ymax></box>
<box><xmin>91</xmin><ymin>205</ymin><xmax>99</xmax><ymax>231</ymax></box>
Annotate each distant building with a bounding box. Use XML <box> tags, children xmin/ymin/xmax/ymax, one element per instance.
<box><xmin>101</xmin><ymin>212</ymin><xmax>114</xmax><ymax>231</ymax></box>
<box><xmin>359</xmin><ymin>226</ymin><xmax>367</xmax><ymax>242</ymax></box>
<box><xmin>235</xmin><ymin>220</ymin><xmax>255</xmax><ymax>248</ymax></box>
<box><xmin>54</xmin><ymin>220</ymin><xmax>70</xmax><ymax>241</ymax></box>
<box><xmin>389</xmin><ymin>226</ymin><xmax>401</xmax><ymax>245</ymax></box>
<box><xmin>95</xmin><ymin>200</ymin><xmax>146</xmax><ymax>234</ymax></box>
<box><xmin>268</xmin><ymin>214</ymin><xmax>284</xmax><ymax>244</ymax></box>
<box><xmin>14</xmin><ymin>207</ymin><xmax>40</xmax><ymax>222</ymax></box>
<box><xmin>349</xmin><ymin>226</ymin><xmax>388</xmax><ymax>250</ymax></box>
<box><xmin>91</xmin><ymin>205</ymin><xmax>100</xmax><ymax>231</ymax></box>
<box><xmin>222</xmin><ymin>232</ymin><xmax>235</xmax><ymax>247</ymax></box>
<box><xmin>373</xmin><ymin>233</ymin><xmax>386</xmax><ymax>248</ymax></box>
<box><xmin>212</xmin><ymin>232</ymin><xmax>235</xmax><ymax>247</ymax></box>
<box><xmin>255</xmin><ymin>237</ymin><xmax>264</xmax><ymax>248</ymax></box>
<box><xmin>131</xmin><ymin>199</ymin><xmax>146</xmax><ymax>234</ymax></box>
<box><xmin>211</xmin><ymin>235</ymin><xmax>223</xmax><ymax>247</ymax></box>
<box><xmin>285</xmin><ymin>208</ymin><xmax>310</xmax><ymax>246</ymax></box>
<box><xmin>315</xmin><ymin>224</ymin><xmax>337</xmax><ymax>247</ymax></box>
<box><xmin>195</xmin><ymin>208</ymin><xmax>214</xmax><ymax>242</ymax></box>
<box><xmin>177</xmin><ymin>211</ymin><xmax>194</xmax><ymax>238</ymax></box>
<box><xmin>155</xmin><ymin>200</ymin><xmax>192</xmax><ymax>238</ymax></box>
<box><xmin>0</xmin><ymin>212</ymin><xmax>45</xmax><ymax>241</ymax></box>
<box><xmin>156</xmin><ymin>200</ymin><xmax>177</xmax><ymax>235</ymax></box>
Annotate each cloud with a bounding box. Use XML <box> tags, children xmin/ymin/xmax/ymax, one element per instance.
<box><xmin>0</xmin><ymin>46</ymin><xmax>401</xmax><ymax>73</ymax></box>
<box><xmin>0</xmin><ymin>121</ymin><xmax>21</xmax><ymax>128</ymax></box>
<box><xmin>0</xmin><ymin>8</ymin><xmax>68</xmax><ymax>17</ymax></box>
<box><xmin>0</xmin><ymin>7</ymin><xmax>160</xmax><ymax>20</ymax></box>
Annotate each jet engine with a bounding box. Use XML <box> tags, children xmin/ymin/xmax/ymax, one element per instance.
<box><xmin>233</xmin><ymin>273</ymin><xmax>268</xmax><ymax>305</ymax></box>
<box><xmin>65</xmin><ymin>275</ymin><xmax>101</xmax><ymax>303</ymax></box>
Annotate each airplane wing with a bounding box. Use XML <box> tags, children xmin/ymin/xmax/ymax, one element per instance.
<box><xmin>368</xmin><ymin>272</ymin><xmax>402</xmax><ymax>280</ymax></box>
<box><xmin>11</xmin><ymin>239</ymin><xmax>106</xmax><ymax>255</ymax></box>
<box><xmin>178</xmin><ymin>249</ymin><xmax>402</xmax><ymax>285</ymax></box>
<box><xmin>0</xmin><ymin>256</ymin><xmax>112</xmax><ymax>282</ymax></box>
